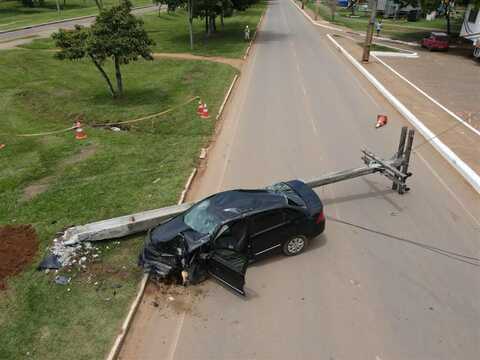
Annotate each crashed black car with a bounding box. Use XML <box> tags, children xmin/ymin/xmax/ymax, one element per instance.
<box><xmin>139</xmin><ymin>180</ymin><xmax>325</xmax><ymax>295</ymax></box>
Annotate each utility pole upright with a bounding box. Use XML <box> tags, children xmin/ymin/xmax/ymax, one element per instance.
<box><xmin>362</xmin><ymin>0</ymin><xmax>378</xmax><ymax>62</ymax></box>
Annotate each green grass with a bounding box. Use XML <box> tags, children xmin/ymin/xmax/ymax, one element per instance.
<box><xmin>0</xmin><ymin>47</ymin><xmax>237</xmax><ymax>359</ymax></box>
<box><xmin>0</xmin><ymin>3</ymin><xmax>266</xmax><ymax>357</ymax></box>
<box><xmin>20</xmin><ymin>2</ymin><xmax>266</xmax><ymax>57</ymax></box>
<box><xmin>305</xmin><ymin>0</ymin><xmax>464</xmax><ymax>42</ymax></box>
<box><xmin>143</xmin><ymin>2</ymin><xmax>267</xmax><ymax>58</ymax></box>
<box><xmin>0</xmin><ymin>0</ymin><xmax>151</xmax><ymax>31</ymax></box>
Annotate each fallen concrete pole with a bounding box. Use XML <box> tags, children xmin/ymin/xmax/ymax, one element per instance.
<box><xmin>61</xmin><ymin>127</ymin><xmax>413</xmax><ymax>245</ymax></box>
<box><xmin>62</xmin><ymin>203</ymin><xmax>192</xmax><ymax>245</ymax></box>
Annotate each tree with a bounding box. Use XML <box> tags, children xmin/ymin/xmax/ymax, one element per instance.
<box><xmin>348</xmin><ymin>0</ymin><xmax>358</xmax><ymax>16</ymax></box>
<box><xmin>327</xmin><ymin>0</ymin><xmax>337</xmax><ymax>20</ymax></box>
<box><xmin>52</xmin><ymin>0</ymin><xmax>154</xmax><ymax>97</ymax></box>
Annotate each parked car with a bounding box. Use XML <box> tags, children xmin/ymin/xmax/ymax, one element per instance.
<box><xmin>421</xmin><ymin>32</ymin><xmax>449</xmax><ymax>51</ymax></box>
<box><xmin>139</xmin><ymin>180</ymin><xmax>325</xmax><ymax>295</ymax></box>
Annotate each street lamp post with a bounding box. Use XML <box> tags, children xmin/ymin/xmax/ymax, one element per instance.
<box><xmin>362</xmin><ymin>0</ymin><xmax>378</xmax><ymax>62</ymax></box>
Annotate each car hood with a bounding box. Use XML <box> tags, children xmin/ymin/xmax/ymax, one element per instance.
<box><xmin>150</xmin><ymin>216</ymin><xmax>209</xmax><ymax>253</ymax></box>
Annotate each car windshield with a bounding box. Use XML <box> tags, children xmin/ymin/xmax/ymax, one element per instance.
<box><xmin>183</xmin><ymin>199</ymin><xmax>221</xmax><ymax>235</ymax></box>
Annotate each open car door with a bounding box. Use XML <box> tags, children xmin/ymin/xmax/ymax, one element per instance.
<box><xmin>207</xmin><ymin>249</ymin><xmax>249</xmax><ymax>296</ymax></box>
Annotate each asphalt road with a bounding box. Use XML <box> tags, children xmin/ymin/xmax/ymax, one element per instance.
<box><xmin>120</xmin><ymin>1</ymin><xmax>480</xmax><ymax>359</ymax></box>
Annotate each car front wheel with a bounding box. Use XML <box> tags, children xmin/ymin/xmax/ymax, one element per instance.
<box><xmin>283</xmin><ymin>235</ymin><xmax>308</xmax><ymax>256</ymax></box>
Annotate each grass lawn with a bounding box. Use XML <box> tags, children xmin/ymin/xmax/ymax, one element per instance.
<box><xmin>143</xmin><ymin>3</ymin><xmax>267</xmax><ymax>58</ymax></box>
<box><xmin>0</xmin><ymin>0</ymin><xmax>151</xmax><ymax>31</ymax></box>
<box><xmin>20</xmin><ymin>1</ymin><xmax>267</xmax><ymax>58</ymax></box>
<box><xmin>0</xmin><ymin>47</ymin><xmax>237</xmax><ymax>359</ymax></box>
<box><xmin>306</xmin><ymin>0</ymin><xmax>464</xmax><ymax>42</ymax></box>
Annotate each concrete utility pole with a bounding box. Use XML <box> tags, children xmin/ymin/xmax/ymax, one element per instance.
<box><xmin>362</xmin><ymin>0</ymin><xmax>378</xmax><ymax>62</ymax></box>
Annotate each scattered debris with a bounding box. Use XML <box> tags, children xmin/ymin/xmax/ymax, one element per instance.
<box><xmin>54</xmin><ymin>275</ymin><xmax>71</xmax><ymax>285</ymax></box>
<box><xmin>199</xmin><ymin>148</ymin><xmax>207</xmax><ymax>159</ymax></box>
<box><xmin>38</xmin><ymin>238</ymin><xmax>103</xmax><ymax>272</ymax></box>
<box><xmin>0</xmin><ymin>225</ymin><xmax>39</xmax><ymax>290</ymax></box>
<box><xmin>38</xmin><ymin>254</ymin><xmax>62</xmax><ymax>270</ymax></box>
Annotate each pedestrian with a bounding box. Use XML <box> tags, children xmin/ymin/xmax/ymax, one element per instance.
<box><xmin>375</xmin><ymin>19</ymin><xmax>382</xmax><ymax>36</ymax></box>
<box><xmin>244</xmin><ymin>25</ymin><xmax>250</xmax><ymax>41</ymax></box>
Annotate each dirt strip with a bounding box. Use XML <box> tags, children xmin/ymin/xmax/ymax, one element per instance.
<box><xmin>152</xmin><ymin>53</ymin><xmax>243</xmax><ymax>70</ymax></box>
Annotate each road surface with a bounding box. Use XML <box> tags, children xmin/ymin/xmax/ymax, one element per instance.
<box><xmin>120</xmin><ymin>0</ymin><xmax>480</xmax><ymax>359</ymax></box>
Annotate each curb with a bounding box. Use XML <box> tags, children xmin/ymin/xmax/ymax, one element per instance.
<box><xmin>105</xmin><ymin>8</ymin><xmax>265</xmax><ymax>358</ymax></box>
<box><xmin>243</xmin><ymin>11</ymin><xmax>265</xmax><ymax>60</ymax></box>
<box><xmin>327</xmin><ymin>34</ymin><xmax>480</xmax><ymax>194</ymax></box>
<box><xmin>216</xmin><ymin>74</ymin><xmax>239</xmax><ymax>121</ymax></box>
<box><xmin>0</xmin><ymin>4</ymin><xmax>156</xmax><ymax>35</ymax></box>
<box><xmin>104</xmin><ymin>166</ymin><xmax>197</xmax><ymax>360</ymax></box>
<box><xmin>372</xmin><ymin>55</ymin><xmax>480</xmax><ymax>137</ymax></box>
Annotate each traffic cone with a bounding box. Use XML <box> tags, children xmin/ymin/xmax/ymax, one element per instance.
<box><xmin>74</xmin><ymin>121</ymin><xmax>88</xmax><ymax>140</ymax></box>
<box><xmin>0</xmin><ymin>144</ymin><xmax>5</xmax><ymax>150</ymax></box>
<box><xmin>200</xmin><ymin>103</ymin><xmax>210</xmax><ymax>119</ymax></box>
<box><xmin>375</xmin><ymin>114</ymin><xmax>388</xmax><ymax>129</ymax></box>
<box><xmin>196</xmin><ymin>100</ymin><xmax>204</xmax><ymax>116</ymax></box>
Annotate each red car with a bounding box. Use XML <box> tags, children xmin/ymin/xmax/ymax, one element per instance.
<box><xmin>421</xmin><ymin>32</ymin><xmax>449</xmax><ymax>51</ymax></box>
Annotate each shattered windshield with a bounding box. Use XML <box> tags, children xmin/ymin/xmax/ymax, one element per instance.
<box><xmin>183</xmin><ymin>199</ymin><xmax>221</xmax><ymax>235</ymax></box>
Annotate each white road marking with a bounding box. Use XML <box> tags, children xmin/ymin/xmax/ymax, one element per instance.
<box><xmin>166</xmin><ymin>311</ymin><xmax>187</xmax><ymax>360</ymax></box>
<box><xmin>373</xmin><ymin>54</ymin><xmax>480</xmax><ymax>138</ymax></box>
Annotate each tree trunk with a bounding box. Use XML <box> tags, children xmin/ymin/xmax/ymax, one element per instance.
<box><xmin>55</xmin><ymin>0</ymin><xmax>60</xmax><ymax>14</ymax></box>
<box><xmin>446</xmin><ymin>3</ymin><xmax>451</xmax><ymax>35</ymax></box>
<box><xmin>90</xmin><ymin>55</ymin><xmax>116</xmax><ymax>97</ymax></box>
<box><xmin>205</xmin><ymin>12</ymin><xmax>209</xmax><ymax>34</ymax></box>
<box><xmin>188</xmin><ymin>0</ymin><xmax>194</xmax><ymax>49</ymax></box>
<box><xmin>212</xmin><ymin>15</ymin><xmax>216</xmax><ymax>32</ymax></box>
<box><xmin>94</xmin><ymin>0</ymin><xmax>102</xmax><ymax>10</ymax></box>
<box><xmin>221</xmin><ymin>10</ymin><xmax>224</xmax><ymax>28</ymax></box>
<box><xmin>114</xmin><ymin>56</ymin><xmax>123</xmax><ymax>96</ymax></box>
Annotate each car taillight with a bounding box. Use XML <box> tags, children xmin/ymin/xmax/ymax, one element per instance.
<box><xmin>316</xmin><ymin>210</ymin><xmax>325</xmax><ymax>224</ymax></box>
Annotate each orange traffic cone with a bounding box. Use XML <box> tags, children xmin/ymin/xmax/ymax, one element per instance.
<box><xmin>200</xmin><ymin>103</ymin><xmax>210</xmax><ymax>119</ymax></box>
<box><xmin>375</xmin><ymin>114</ymin><xmax>388</xmax><ymax>129</ymax></box>
<box><xmin>74</xmin><ymin>121</ymin><xmax>88</xmax><ymax>140</ymax></box>
<box><xmin>197</xmin><ymin>100</ymin><xmax>204</xmax><ymax>116</ymax></box>
<box><xmin>0</xmin><ymin>144</ymin><xmax>5</xmax><ymax>150</ymax></box>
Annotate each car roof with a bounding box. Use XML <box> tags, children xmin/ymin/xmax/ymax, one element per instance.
<box><xmin>432</xmin><ymin>32</ymin><xmax>448</xmax><ymax>37</ymax></box>
<box><xmin>207</xmin><ymin>189</ymin><xmax>287</xmax><ymax>221</ymax></box>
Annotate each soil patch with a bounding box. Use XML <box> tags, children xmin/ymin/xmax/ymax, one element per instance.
<box><xmin>0</xmin><ymin>224</ymin><xmax>39</xmax><ymax>290</ymax></box>
<box><xmin>152</xmin><ymin>52</ymin><xmax>243</xmax><ymax>70</ymax></box>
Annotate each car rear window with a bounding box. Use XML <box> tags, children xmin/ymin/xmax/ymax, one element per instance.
<box><xmin>266</xmin><ymin>183</ymin><xmax>306</xmax><ymax>207</ymax></box>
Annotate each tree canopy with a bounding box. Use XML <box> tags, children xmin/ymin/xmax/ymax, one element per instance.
<box><xmin>52</xmin><ymin>0</ymin><xmax>154</xmax><ymax>97</ymax></box>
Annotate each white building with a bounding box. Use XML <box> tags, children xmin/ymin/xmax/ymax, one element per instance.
<box><xmin>460</xmin><ymin>5</ymin><xmax>480</xmax><ymax>58</ymax></box>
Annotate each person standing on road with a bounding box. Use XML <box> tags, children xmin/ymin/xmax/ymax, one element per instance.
<box><xmin>375</xmin><ymin>19</ymin><xmax>383</xmax><ymax>36</ymax></box>
<box><xmin>244</xmin><ymin>25</ymin><xmax>250</xmax><ymax>41</ymax></box>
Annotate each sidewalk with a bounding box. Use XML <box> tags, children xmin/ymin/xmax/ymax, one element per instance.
<box><xmin>333</xmin><ymin>34</ymin><xmax>480</xmax><ymax>176</ymax></box>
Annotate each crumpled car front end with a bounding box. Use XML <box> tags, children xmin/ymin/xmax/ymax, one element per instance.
<box><xmin>139</xmin><ymin>229</ymin><xmax>186</xmax><ymax>279</ymax></box>
<box><xmin>139</xmin><ymin>227</ymin><xmax>209</xmax><ymax>285</ymax></box>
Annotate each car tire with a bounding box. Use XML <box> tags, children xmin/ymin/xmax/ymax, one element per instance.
<box><xmin>282</xmin><ymin>235</ymin><xmax>308</xmax><ymax>256</ymax></box>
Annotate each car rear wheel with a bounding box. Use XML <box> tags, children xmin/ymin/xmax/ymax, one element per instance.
<box><xmin>282</xmin><ymin>235</ymin><xmax>308</xmax><ymax>256</ymax></box>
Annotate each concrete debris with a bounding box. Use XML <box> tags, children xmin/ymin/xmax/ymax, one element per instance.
<box><xmin>54</xmin><ymin>275</ymin><xmax>71</xmax><ymax>285</ymax></box>
<box><xmin>42</xmin><ymin>239</ymin><xmax>102</xmax><ymax>270</ymax></box>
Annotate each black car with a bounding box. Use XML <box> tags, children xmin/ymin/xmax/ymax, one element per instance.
<box><xmin>139</xmin><ymin>180</ymin><xmax>325</xmax><ymax>295</ymax></box>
